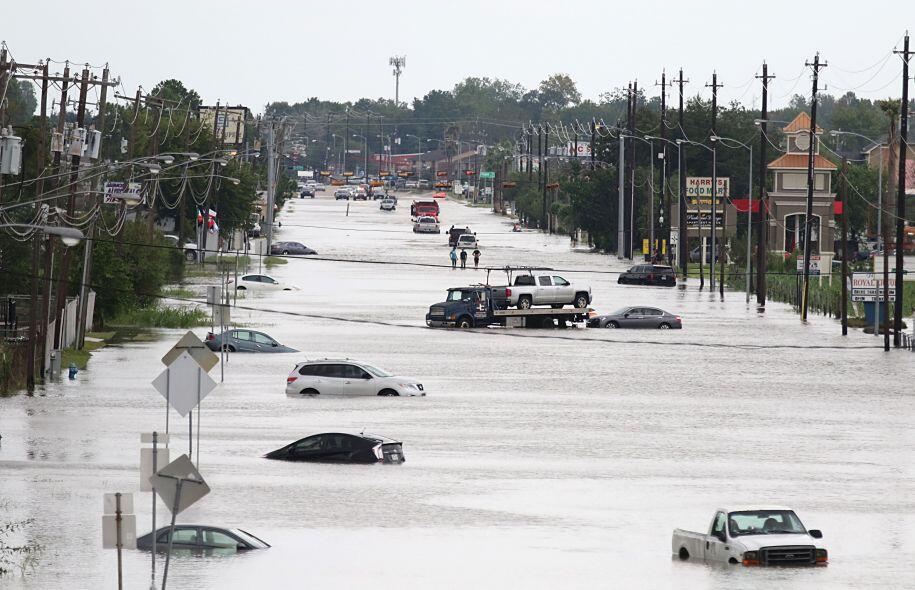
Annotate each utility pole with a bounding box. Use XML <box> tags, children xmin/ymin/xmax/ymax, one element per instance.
<box><xmin>675</xmin><ymin>69</ymin><xmax>688</xmax><ymax>278</ymax></box>
<box><xmin>800</xmin><ymin>53</ymin><xmax>826</xmax><ymax>322</ymax></box>
<box><xmin>76</xmin><ymin>64</ymin><xmax>109</xmax><ymax>349</ymax></box>
<box><xmin>706</xmin><ymin>72</ymin><xmax>722</xmax><ymax>293</ymax></box>
<box><xmin>657</xmin><ymin>70</ymin><xmax>668</xmax><ymax>260</ymax></box>
<box><xmin>54</xmin><ymin>66</ymin><xmax>89</xmax><ymax>350</ymax></box>
<box><xmin>756</xmin><ymin>63</ymin><xmax>774</xmax><ymax>307</ymax></box>
<box><xmin>266</xmin><ymin>123</ymin><xmax>277</xmax><ymax>255</ymax></box>
<box><xmin>840</xmin><ymin>157</ymin><xmax>849</xmax><ymax>335</ymax></box>
<box><xmin>893</xmin><ymin>33</ymin><xmax>912</xmax><ymax>346</ymax></box>
<box><xmin>343</xmin><ymin>108</ymin><xmax>349</xmax><ymax>174</ymax></box>
<box><xmin>618</xmin><ymin>127</ymin><xmax>625</xmax><ymax>259</ymax></box>
<box><xmin>627</xmin><ymin>81</ymin><xmax>637</xmax><ymax>260</ymax></box>
<box><xmin>543</xmin><ymin>125</ymin><xmax>549</xmax><ymax>231</ymax></box>
<box><xmin>590</xmin><ymin>118</ymin><xmax>596</xmax><ymax>171</ymax></box>
<box><xmin>389</xmin><ymin>55</ymin><xmax>406</xmax><ymax>106</ymax></box>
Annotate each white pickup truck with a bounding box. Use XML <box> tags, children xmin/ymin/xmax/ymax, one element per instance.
<box><xmin>504</xmin><ymin>271</ymin><xmax>591</xmax><ymax>310</ymax></box>
<box><xmin>672</xmin><ymin>506</ymin><xmax>828</xmax><ymax>567</ymax></box>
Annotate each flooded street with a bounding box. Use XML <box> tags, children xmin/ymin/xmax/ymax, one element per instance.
<box><xmin>2</xmin><ymin>193</ymin><xmax>914</xmax><ymax>589</ymax></box>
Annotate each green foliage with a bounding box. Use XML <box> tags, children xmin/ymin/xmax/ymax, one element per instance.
<box><xmin>0</xmin><ymin>513</ymin><xmax>41</xmax><ymax>576</ymax></box>
<box><xmin>108</xmin><ymin>305</ymin><xmax>208</xmax><ymax>328</ymax></box>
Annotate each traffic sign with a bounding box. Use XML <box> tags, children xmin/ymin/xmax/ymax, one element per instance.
<box><xmin>161</xmin><ymin>331</ymin><xmax>218</xmax><ymax>372</ymax></box>
<box><xmin>480</xmin><ymin>171</ymin><xmax>495</xmax><ymax>179</ymax></box>
<box><xmin>152</xmin><ymin>351</ymin><xmax>217</xmax><ymax>417</ymax></box>
<box><xmin>149</xmin><ymin>454</ymin><xmax>210</xmax><ymax>515</ymax></box>
<box><xmin>102</xmin><ymin>493</ymin><xmax>136</xmax><ymax>550</ymax></box>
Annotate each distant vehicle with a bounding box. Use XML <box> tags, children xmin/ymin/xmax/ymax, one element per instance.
<box><xmin>587</xmin><ymin>306</ymin><xmax>681</xmax><ymax>329</ymax></box>
<box><xmin>371</xmin><ymin>187</ymin><xmax>387</xmax><ymax>200</ymax></box>
<box><xmin>265</xmin><ymin>433</ymin><xmax>405</xmax><ymax>464</ymax></box>
<box><xmin>162</xmin><ymin>234</ymin><xmax>199</xmax><ymax>262</ymax></box>
<box><xmin>300</xmin><ymin>187</ymin><xmax>315</xmax><ymax>198</ymax></box>
<box><xmin>456</xmin><ymin>233</ymin><xmax>478</xmax><ymax>249</ymax></box>
<box><xmin>413</xmin><ymin>216</ymin><xmax>440</xmax><ymax>233</ymax></box>
<box><xmin>334</xmin><ymin>189</ymin><xmax>351</xmax><ymax>200</ymax></box>
<box><xmin>418</xmin><ymin>179</ymin><xmax>431</xmax><ymax>189</ymax></box>
<box><xmin>314</xmin><ymin>183</ymin><xmax>326</xmax><ymax>192</ymax></box>
<box><xmin>231</xmin><ymin>274</ymin><xmax>297</xmax><ymax>291</ymax></box>
<box><xmin>447</xmin><ymin>227</ymin><xmax>472</xmax><ymax>247</ymax></box>
<box><xmin>618</xmin><ymin>264</ymin><xmax>677</xmax><ymax>286</ymax></box>
<box><xmin>432</xmin><ymin>191</ymin><xmax>447</xmax><ymax>199</ymax></box>
<box><xmin>137</xmin><ymin>525</ymin><xmax>270</xmax><ymax>552</ymax></box>
<box><xmin>205</xmin><ymin>329</ymin><xmax>297</xmax><ymax>352</ymax></box>
<box><xmin>380</xmin><ymin>198</ymin><xmax>396</xmax><ymax>211</ymax></box>
<box><xmin>246</xmin><ymin>225</ymin><xmax>261</xmax><ymax>239</ymax></box>
<box><xmin>404</xmin><ymin>180</ymin><xmax>419</xmax><ymax>189</ymax></box>
<box><xmin>285</xmin><ymin>359</ymin><xmax>426</xmax><ymax>396</ymax></box>
<box><xmin>503</xmin><ymin>269</ymin><xmax>591</xmax><ymax>310</ymax></box>
<box><xmin>690</xmin><ymin>244</ymin><xmax>721</xmax><ymax>263</ymax></box>
<box><xmin>672</xmin><ymin>507</ymin><xmax>827</xmax><ymax>567</ymax></box>
<box><xmin>411</xmin><ymin>199</ymin><xmax>439</xmax><ymax>218</ymax></box>
<box><xmin>270</xmin><ymin>241</ymin><xmax>317</xmax><ymax>256</ymax></box>
<box><xmin>352</xmin><ymin>186</ymin><xmax>369</xmax><ymax>201</ymax></box>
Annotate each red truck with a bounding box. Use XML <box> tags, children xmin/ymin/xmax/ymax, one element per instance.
<box><xmin>411</xmin><ymin>199</ymin><xmax>440</xmax><ymax>219</ymax></box>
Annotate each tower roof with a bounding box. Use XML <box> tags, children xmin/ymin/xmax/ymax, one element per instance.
<box><xmin>783</xmin><ymin>112</ymin><xmax>824</xmax><ymax>134</ymax></box>
<box><xmin>768</xmin><ymin>153</ymin><xmax>838</xmax><ymax>170</ymax></box>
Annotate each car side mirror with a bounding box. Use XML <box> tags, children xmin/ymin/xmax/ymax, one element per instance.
<box><xmin>624</xmin><ymin>313</ymin><xmax>630</xmax><ymax>318</ymax></box>
<box><xmin>808</xmin><ymin>529</ymin><xmax>822</xmax><ymax>539</ymax></box>
<box><xmin>271</xmin><ymin>342</ymin><xmax>278</xmax><ymax>347</ymax></box>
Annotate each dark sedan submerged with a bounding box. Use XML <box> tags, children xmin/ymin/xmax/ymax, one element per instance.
<box><xmin>136</xmin><ymin>525</ymin><xmax>270</xmax><ymax>552</ymax></box>
<box><xmin>265</xmin><ymin>432</ymin><xmax>405</xmax><ymax>464</ymax></box>
<box><xmin>588</xmin><ymin>306</ymin><xmax>682</xmax><ymax>329</ymax></box>
<box><xmin>270</xmin><ymin>241</ymin><xmax>317</xmax><ymax>256</ymax></box>
<box><xmin>618</xmin><ymin>264</ymin><xmax>677</xmax><ymax>286</ymax></box>
<box><xmin>205</xmin><ymin>329</ymin><xmax>297</xmax><ymax>353</ymax></box>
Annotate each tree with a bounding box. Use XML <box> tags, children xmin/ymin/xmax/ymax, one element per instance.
<box><xmin>151</xmin><ymin>79</ymin><xmax>202</xmax><ymax>109</ymax></box>
<box><xmin>538</xmin><ymin>74</ymin><xmax>582</xmax><ymax>111</ymax></box>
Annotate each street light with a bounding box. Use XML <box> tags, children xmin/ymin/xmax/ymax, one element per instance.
<box><xmin>0</xmin><ymin>223</ymin><xmax>85</xmax><ymax>247</ymax></box>
<box><xmin>711</xmin><ymin>134</ymin><xmax>754</xmax><ymax>303</ymax></box>
<box><xmin>646</xmin><ymin>135</ymin><xmax>682</xmax><ymax>268</ymax></box>
<box><xmin>621</xmin><ymin>134</ymin><xmax>656</xmax><ymax>259</ymax></box>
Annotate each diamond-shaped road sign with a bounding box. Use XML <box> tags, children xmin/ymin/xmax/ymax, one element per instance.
<box><xmin>161</xmin><ymin>330</ymin><xmax>219</xmax><ymax>372</ymax></box>
<box><xmin>152</xmin><ymin>351</ymin><xmax>217</xmax><ymax>417</ymax></box>
<box><xmin>149</xmin><ymin>454</ymin><xmax>210</xmax><ymax>515</ymax></box>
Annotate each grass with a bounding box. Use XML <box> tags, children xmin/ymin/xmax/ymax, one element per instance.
<box><xmin>158</xmin><ymin>287</ymin><xmax>195</xmax><ymax>299</ymax></box>
<box><xmin>109</xmin><ymin>305</ymin><xmax>209</xmax><ymax>328</ymax></box>
<box><xmin>265</xmin><ymin>256</ymin><xmax>288</xmax><ymax>268</ymax></box>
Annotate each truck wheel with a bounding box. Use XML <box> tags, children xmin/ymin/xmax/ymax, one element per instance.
<box><xmin>378</xmin><ymin>389</ymin><xmax>399</xmax><ymax>396</ymax></box>
<box><xmin>518</xmin><ymin>296</ymin><xmax>533</xmax><ymax>309</ymax></box>
<box><xmin>678</xmin><ymin>547</ymin><xmax>689</xmax><ymax>560</ymax></box>
<box><xmin>457</xmin><ymin>316</ymin><xmax>473</xmax><ymax>329</ymax></box>
<box><xmin>300</xmin><ymin>388</ymin><xmax>320</xmax><ymax>395</ymax></box>
<box><xmin>605</xmin><ymin>321</ymin><xmax>619</xmax><ymax>329</ymax></box>
<box><xmin>574</xmin><ymin>293</ymin><xmax>589</xmax><ymax>309</ymax></box>
<box><xmin>223</xmin><ymin>344</ymin><xmax>235</xmax><ymax>352</ymax></box>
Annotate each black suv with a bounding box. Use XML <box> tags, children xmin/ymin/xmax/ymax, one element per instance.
<box><xmin>618</xmin><ymin>264</ymin><xmax>677</xmax><ymax>287</ymax></box>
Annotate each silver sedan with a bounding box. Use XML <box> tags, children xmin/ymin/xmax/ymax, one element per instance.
<box><xmin>587</xmin><ymin>307</ymin><xmax>682</xmax><ymax>329</ymax></box>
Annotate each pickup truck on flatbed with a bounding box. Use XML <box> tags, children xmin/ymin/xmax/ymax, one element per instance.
<box><xmin>484</xmin><ymin>267</ymin><xmax>591</xmax><ymax>310</ymax></box>
<box><xmin>672</xmin><ymin>506</ymin><xmax>827</xmax><ymax>567</ymax></box>
<box><xmin>426</xmin><ymin>285</ymin><xmax>591</xmax><ymax>329</ymax></box>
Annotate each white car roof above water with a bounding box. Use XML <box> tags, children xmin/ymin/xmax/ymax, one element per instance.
<box><xmin>720</xmin><ymin>505</ymin><xmax>794</xmax><ymax>514</ymax></box>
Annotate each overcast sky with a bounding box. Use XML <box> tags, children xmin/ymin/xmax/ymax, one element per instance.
<box><xmin>4</xmin><ymin>1</ymin><xmax>910</xmax><ymax>115</ymax></box>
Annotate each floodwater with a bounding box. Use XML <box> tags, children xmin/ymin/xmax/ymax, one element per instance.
<box><xmin>1</xmin><ymin>192</ymin><xmax>914</xmax><ymax>589</ymax></box>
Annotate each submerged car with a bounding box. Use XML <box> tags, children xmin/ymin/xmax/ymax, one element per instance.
<box><xmin>136</xmin><ymin>525</ymin><xmax>270</xmax><ymax>552</ymax></box>
<box><xmin>205</xmin><ymin>329</ymin><xmax>297</xmax><ymax>353</ymax></box>
<box><xmin>270</xmin><ymin>241</ymin><xmax>317</xmax><ymax>256</ymax></box>
<box><xmin>265</xmin><ymin>432</ymin><xmax>405</xmax><ymax>464</ymax></box>
<box><xmin>380</xmin><ymin>198</ymin><xmax>396</xmax><ymax>211</ymax></box>
<box><xmin>285</xmin><ymin>359</ymin><xmax>426</xmax><ymax>396</ymax></box>
<box><xmin>413</xmin><ymin>216</ymin><xmax>440</xmax><ymax>233</ymax></box>
<box><xmin>230</xmin><ymin>273</ymin><xmax>297</xmax><ymax>291</ymax></box>
<box><xmin>587</xmin><ymin>306</ymin><xmax>682</xmax><ymax>329</ymax></box>
<box><xmin>618</xmin><ymin>264</ymin><xmax>677</xmax><ymax>286</ymax></box>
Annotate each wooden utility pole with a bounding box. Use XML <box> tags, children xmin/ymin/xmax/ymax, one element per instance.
<box><xmin>840</xmin><ymin>157</ymin><xmax>848</xmax><ymax>335</ymax></box>
<box><xmin>706</xmin><ymin>72</ymin><xmax>723</xmax><ymax>293</ymax></box>
<box><xmin>800</xmin><ymin>53</ymin><xmax>826</xmax><ymax>322</ymax></box>
<box><xmin>674</xmin><ymin>69</ymin><xmax>688</xmax><ymax>277</ymax></box>
<box><xmin>756</xmin><ymin>63</ymin><xmax>775</xmax><ymax>306</ymax></box>
<box><xmin>893</xmin><ymin>33</ymin><xmax>911</xmax><ymax>346</ymax></box>
<box><xmin>657</xmin><ymin>70</ymin><xmax>668</xmax><ymax>260</ymax></box>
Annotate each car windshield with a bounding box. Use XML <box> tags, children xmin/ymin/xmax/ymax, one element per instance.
<box><xmin>447</xmin><ymin>289</ymin><xmax>473</xmax><ymax>301</ymax></box>
<box><xmin>231</xmin><ymin>529</ymin><xmax>269</xmax><ymax>548</ymax></box>
<box><xmin>361</xmin><ymin>364</ymin><xmax>393</xmax><ymax>378</ymax></box>
<box><xmin>728</xmin><ymin>510</ymin><xmax>806</xmax><ymax>536</ymax></box>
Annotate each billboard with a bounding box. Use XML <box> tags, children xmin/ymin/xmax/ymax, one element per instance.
<box><xmin>198</xmin><ymin>106</ymin><xmax>249</xmax><ymax>145</ymax></box>
<box><xmin>686</xmin><ymin>177</ymin><xmax>729</xmax><ymax>205</ymax></box>
<box><xmin>103</xmin><ymin>181</ymin><xmax>143</xmax><ymax>204</ymax></box>
<box><xmin>685</xmin><ymin>210</ymin><xmax>723</xmax><ymax>228</ymax></box>
<box><xmin>567</xmin><ymin>142</ymin><xmax>592</xmax><ymax>158</ymax></box>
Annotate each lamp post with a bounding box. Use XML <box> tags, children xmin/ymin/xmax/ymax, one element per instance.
<box><xmin>0</xmin><ymin>223</ymin><xmax>85</xmax><ymax>392</ymax></box>
<box><xmin>711</xmin><ymin>135</ymin><xmax>753</xmax><ymax>303</ymax></box>
<box><xmin>621</xmin><ymin>135</ymin><xmax>655</xmax><ymax>258</ymax></box>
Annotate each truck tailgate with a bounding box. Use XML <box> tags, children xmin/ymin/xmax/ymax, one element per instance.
<box><xmin>671</xmin><ymin>529</ymin><xmax>708</xmax><ymax>560</ymax></box>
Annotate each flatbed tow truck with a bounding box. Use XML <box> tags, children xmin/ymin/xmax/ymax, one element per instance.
<box><xmin>425</xmin><ymin>266</ymin><xmax>594</xmax><ymax>328</ymax></box>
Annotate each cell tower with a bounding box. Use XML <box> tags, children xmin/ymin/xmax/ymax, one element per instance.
<box><xmin>389</xmin><ymin>55</ymin><xmax>406</xmax><ymax>106</ymax></box>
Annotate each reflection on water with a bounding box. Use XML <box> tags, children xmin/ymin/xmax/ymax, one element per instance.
<box><xmin>1</xmin><ymin>195</ymin><xmax>913</xmax><ymax>589</ymax></box>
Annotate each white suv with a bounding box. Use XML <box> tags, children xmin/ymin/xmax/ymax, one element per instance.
<box><xmin>286</xmin><ymin>360</ymin><xmax>426</xmax><ymax>396</ymax></box>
